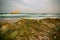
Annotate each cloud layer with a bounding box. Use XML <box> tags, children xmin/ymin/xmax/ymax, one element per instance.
<box><xmin>1</xmin><ymin>0</ymin><xmax>60</xmax><ymax>13</ymax></box>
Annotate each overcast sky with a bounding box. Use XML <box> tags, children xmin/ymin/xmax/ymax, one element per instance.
<box><xmin>1</xmin><ymin>0</ymin><xmax>60</xmax><ymax>13</ymax></box>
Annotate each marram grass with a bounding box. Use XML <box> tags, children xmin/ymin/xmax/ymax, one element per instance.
<box><xmin>0</xmin><ymin>18</ymin><xmax>60</xmax><ymax>40</ymax></box>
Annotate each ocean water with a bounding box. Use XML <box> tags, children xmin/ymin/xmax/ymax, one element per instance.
<box><xmin>0</xmin><ymin>13</ymin><xmax>60</xmax><ymax>23</ymax></box>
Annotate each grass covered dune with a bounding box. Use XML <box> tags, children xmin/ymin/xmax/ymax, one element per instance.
<box><xmin>0</xmin><ymin>18</ymin><xmax>60</xmax><ymax>40</ymax></box>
